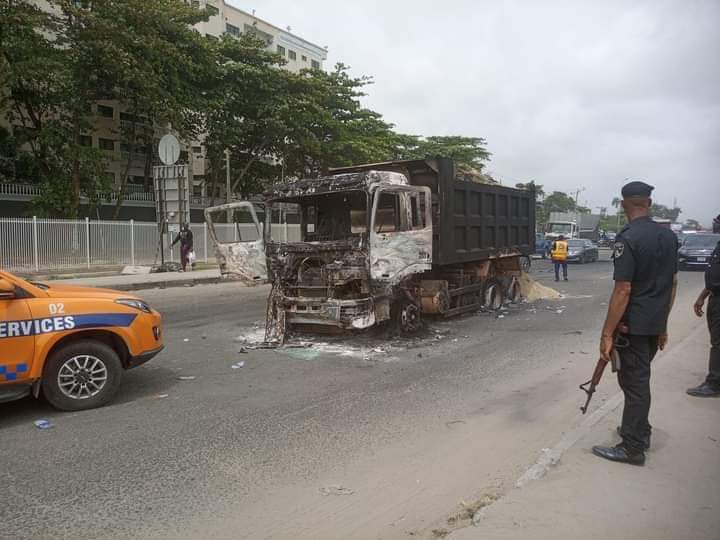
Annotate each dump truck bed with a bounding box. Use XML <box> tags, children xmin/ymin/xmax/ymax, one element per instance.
<box><xmin>330</xmin><ymin>157</ymin><xmax>535</xmax><ymax>265</ymax></box>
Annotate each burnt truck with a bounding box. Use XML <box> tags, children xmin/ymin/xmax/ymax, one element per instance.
<box><xmin>205</xmin><ymin>158</ymin><xmax>535</xmax><ymax>338</ymax></box>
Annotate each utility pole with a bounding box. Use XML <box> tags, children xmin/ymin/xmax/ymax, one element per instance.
<box><xmin>572</xmin><ymin>187</ymin><xmax>586</xmax><ymax>205</ymax></box>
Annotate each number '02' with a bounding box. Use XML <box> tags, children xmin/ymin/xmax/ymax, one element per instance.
<box><xmin>49</xmin><ymin>303</ymin><xmax>65</xmax><ymax>314</ymax></box>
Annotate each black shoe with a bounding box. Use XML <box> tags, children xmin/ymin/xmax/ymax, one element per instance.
<box><xmin>563</xmin><ymin>277</ymin><xmax>568</xmax><ymax>281</ymax></box>
<box><xmin>592</xmin><ymin>444</ymin><xmax>645</xmax><ymax>466</ymax></box>
<box><xmin>616</xmin><ymin>426</ymin><xmax>650</xmax><ymax>450</ymax></box>
<box><xmin>687</xmin><ymin>382</ymin><xmax>720</xmax><ymax>397</ymax></box>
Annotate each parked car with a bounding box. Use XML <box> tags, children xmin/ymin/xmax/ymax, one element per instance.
<box><xmin>678</xmin><ymin>234</ymin><xmax>720</xmax><ymax>270</ymax></box>
<box><xmin>566</xmin><ymin>239</ymin><xmax>599</xmax><ymax>263</ymax></box>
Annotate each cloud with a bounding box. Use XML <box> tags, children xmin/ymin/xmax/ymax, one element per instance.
<box><xmin>236</xmin><ymin>0</ymin><xmax>720</xmax><ymax>224</ymax></box>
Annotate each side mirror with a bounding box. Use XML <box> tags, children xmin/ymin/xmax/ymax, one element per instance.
<box><xmin>0</xmin><ymin>278</ymin><xmax>16</xmax><ymax>299</ymax></box>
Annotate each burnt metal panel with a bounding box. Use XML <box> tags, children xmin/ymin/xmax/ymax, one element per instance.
<box><xmin>330</xmin><ymin>157</ymin><xmax>536</xmax><ymax>266</ymax></box>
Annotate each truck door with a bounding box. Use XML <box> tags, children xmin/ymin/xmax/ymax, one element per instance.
<box><xmin>370</xmin><ymin>186</ymin><xmax>432</xmax><ymax>282</ymax></box>
<box><xmin>204</xmin><ymin>202</ymin><xmax>268</xmax><ymax>284</ymax></box>
<box><xmin>0</xmin><ymin>278</ymin><xmax>34</xmax><ymax>391</ymax></box>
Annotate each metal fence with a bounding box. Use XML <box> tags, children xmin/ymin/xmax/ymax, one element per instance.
<box><xmin>0</xmin><ymin>217</ymin><xmax>254</xmax><ymax>274</ymax></box>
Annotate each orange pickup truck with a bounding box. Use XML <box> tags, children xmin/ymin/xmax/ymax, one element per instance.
<box><xmin>0</xmin><ymin>269</ymin><xmax>163</xmax><ymax>411</ymax></box>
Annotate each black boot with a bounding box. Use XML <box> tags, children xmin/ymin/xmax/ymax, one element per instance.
<box><xmin>686</xmin><ymin>382</ymin><xmax>720</xmax><ymax>397</ymax></box>
<box><xmin>592</xmin><ymin>444</ymin><xmax>645</xmax><ymax>466</ymax></box>
<box><xmin>617</xmin><ymin>426</ymin><xmax>650</xmax><ymax>450</ymax></box>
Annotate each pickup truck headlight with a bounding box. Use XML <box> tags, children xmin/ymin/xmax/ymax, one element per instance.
<box><xmin>115</xmin><ymin>298</ymin><xmax>152</xmax><ymax>313</ymax></box>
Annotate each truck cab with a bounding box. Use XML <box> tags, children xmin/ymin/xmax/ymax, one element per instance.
<box><xmin>205</xmin><ymin>170</ymin><xmax>432</xmax><ymax>334</ymax></box>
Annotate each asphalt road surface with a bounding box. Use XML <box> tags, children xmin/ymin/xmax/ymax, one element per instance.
<box><xmin>0</xmin><ymin>255</ymin><xmax>706</xmax><ymax>539</ymax></box>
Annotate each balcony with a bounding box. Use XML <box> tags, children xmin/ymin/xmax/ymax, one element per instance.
<box><xmin>0</xmin><ymin>183</ymin><xmax>215</xmax><ymax>208</ymax></box>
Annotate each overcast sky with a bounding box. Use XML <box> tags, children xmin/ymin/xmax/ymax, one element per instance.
<box><xmin>230</xmin><ymin>0</ymin><xmax>720</xmax><ymax>225</ymax></box>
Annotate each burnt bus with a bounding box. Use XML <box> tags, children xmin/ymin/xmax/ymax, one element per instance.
<box><xmin>205</xmin><ymin>158</ymin><xmax>534</xmax><ymax>336</ymax></box>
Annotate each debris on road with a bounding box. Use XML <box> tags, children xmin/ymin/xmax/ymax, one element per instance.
<box><xmin>238</xmin><ymin>348</ymin><xmax>248</xmax><ymax>354</ymax></box>
<box><xmin>33</xmin><ymin>419</ymin><xmax>53</xmax><ymax>430</ymax></box>
<box><xmin>231</xmin><ymin>361</ymin><xmax>245</xmax><ymax>369</ymax></box>
<box><xmin>154</xmin><ymin>394</ymin><xmax>169</xmax><ymax>399</ymax></box>
<box><xmin>319</xmin><ymin>485</ymin><xmax>354</xmax><ymax>496</ymax></box>
<box><xmin>518</xmin><ymin>273</ymin><xmax>561</xmax><ymax>301</ymax></box>
<box><xmin>563</xmin><ymin>331</ymin><xmax>583</xmax><ymax>335</ymax></box>
<box><xmin>183</xmin><ymin>338</ymin><xmax>190</xmax><ymax>343</ymax></box>
<box><xmin>177</xmin><ymin>375</ymin><xmax>196</xmax><ymax>381</ymax></box>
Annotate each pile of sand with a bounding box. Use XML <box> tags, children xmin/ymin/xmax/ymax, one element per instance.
<box><xmin>519</xmin><ymin>272</ymin><xmax>562</xmax><ymax>302</ymax></box>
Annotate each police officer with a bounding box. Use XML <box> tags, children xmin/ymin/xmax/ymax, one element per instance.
<box><xmin>686</xmin><ymin>233</ymin><xmax>720</xmax><ymax>397</ymax></box>
<box><xmin>592</xmin><ymin>181</ymin><xmax>678</xmax><ymax>466</ymax></box>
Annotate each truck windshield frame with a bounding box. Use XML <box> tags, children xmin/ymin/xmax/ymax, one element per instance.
<box><xmin>266</xmin><ymin>190</ymin><xmax>370</xmax><ymax>244</ymax></box>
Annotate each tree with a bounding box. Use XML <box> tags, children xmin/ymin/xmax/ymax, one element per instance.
<box><xmin>650</xmin><ymin>203</ymin><xmax>681</xmax><ymax>222</ymax></box>
<box><xmin>684</xmin><ymin>219</ymin><xmax>700</xmax><ymax>231</ymax></box>
<box><xmin>543</xmin><ymin>191</ymin><xmax>577</xmax><ymax>214</ymax></box>
<box><xmin>0</xmin><ymin>0</ymin><xmax>110</xmax><ymax>217</ymax></box>
<box><xmin>57</xmin><ymin>0</ymin><xmax>216</xmax><ymax>217</ymax></box>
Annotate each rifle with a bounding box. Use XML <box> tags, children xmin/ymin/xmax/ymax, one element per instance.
<box><xmin>579</xmin><ymin>348</ymin><xmax>621</xmax><ymax>414</ymax></box>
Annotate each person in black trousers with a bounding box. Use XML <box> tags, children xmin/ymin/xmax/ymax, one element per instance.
<box><xmin>171</xmin><ymin>223</ymin><xmax>194</xmax><ymax>272</ymax></box>
<box><xmin>687</xmin><ymin>236</ymin><xmax>720</xmax><ymax>397</ymax></box>
<box><xmin>591</xmin><ymin>181</ymin><xmax>678</xmax><ymax>466</ymax></box>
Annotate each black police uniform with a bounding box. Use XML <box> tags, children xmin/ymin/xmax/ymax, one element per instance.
<box><xmin>703</xmin><ymin>240</ymin><xmax>720</xmax><ymax>389</ymax></box>
<box><xmin>611</xmin><ymin>185</ymin><xmax>678</xmax><ymax>455</ymax></box>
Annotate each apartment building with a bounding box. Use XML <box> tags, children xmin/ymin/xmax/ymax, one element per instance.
<box><xmin>0</xmin><ymin>0</ymin><xmax>327</xmax><ymax>219</ymax></box>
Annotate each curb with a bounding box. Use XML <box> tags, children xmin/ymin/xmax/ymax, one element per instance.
<box><xmin>93</xmin><ymin>276</ymin><xmax>223</xmax><ymax>292</ymax></box>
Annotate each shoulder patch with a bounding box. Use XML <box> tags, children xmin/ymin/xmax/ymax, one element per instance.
<box><xmin>613</xmin><ymin>242</ymin><xmax>625</xmax><ymax>259</ymax></box>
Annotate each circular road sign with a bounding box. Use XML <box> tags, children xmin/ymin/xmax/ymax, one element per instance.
<box><xmin>158</xmin><ymin>134</ymin><xmax>180</xmax><ymax>165</ymax></box>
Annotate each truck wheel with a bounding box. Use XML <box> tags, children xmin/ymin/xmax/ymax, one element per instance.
<box><xmin>391</xmin><ymin>299</ymin><xmax>422</xmax><ymax>335</ymax></box>
<box><xmin>483</xmin><ymin>280</ymin><xmax>505</xmax><ymax>311</ymax></box>
<box><xmin>506</xmin><ymin>277</ymin><xmax>522</xmax><ymax>304</ymax></box>
<box><xmin>520</xmin><ymin>256</ymin><xmax>531</xmax><ymax>272</ymax></box>
<box><xmin>42</xmin><ymin>340</ymin><xmax>123</xmax><ymax>411</ymax></box>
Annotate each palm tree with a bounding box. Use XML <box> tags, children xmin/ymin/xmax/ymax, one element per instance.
<box><xmin>611</xmin><ymin>197</ymin><xmax>622</xmax><ymax>229</ymax></box>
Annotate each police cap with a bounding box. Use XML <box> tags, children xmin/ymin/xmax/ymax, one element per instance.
<box><xmin>621</xmin><ymin>181</ymin><xmax>654</xmax><ymax>198</ymax></box>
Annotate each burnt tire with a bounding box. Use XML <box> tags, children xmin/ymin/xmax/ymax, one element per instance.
<box><xmin>483</xmin><ymin>280</ymin><xmax>505</xmax><ymax>311</ymax></box>
<box><xmin>42</xmin><ymin>340</ymin><xmax>123</xmax><ymax>411</ymax></box>
<box><xmin>391</xmin><ymin>299</ymin><xmax>423</xmax><ymax>335</ymax></box>
<box><xmin>506</xmin><ymin>277</ymin><xmax>522</xmax><ymax>304</ymax></box>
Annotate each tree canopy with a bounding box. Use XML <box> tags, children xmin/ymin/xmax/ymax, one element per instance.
<box><xmin>1</xmin><ymin>0</ymin><xmax>495</xmax><ymax>218</ymax></box>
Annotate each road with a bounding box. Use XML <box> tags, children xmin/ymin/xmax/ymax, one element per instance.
<box><xmin>0</xmin><ymin>256</ymin><xmax>708</xmax><ymax>539</ymax></box>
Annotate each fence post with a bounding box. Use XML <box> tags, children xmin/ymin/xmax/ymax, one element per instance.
<box><xmin>203</xmin><ymin>222</ymin><xmax>208</xmax><ymax>262</ymax></box>
<box><xmin>32</xmin><ymin>216</ymin><xmax>39</xmax><ymax>272</ymax></box>
<box><xmin>130</xmin><ymin>219</ymin><xmax>135</xmax><ymax>266</ymax></box>
<box><xmin>85</xmin><ymin>217</ymin><xmax>90</xmax><ymax>269</ymax></box>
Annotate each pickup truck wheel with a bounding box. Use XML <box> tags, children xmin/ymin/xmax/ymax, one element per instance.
<box><xmin>392</xmin><ymin>300</ymin><xmax>422</xmax><ymax>335</ymax></box>
<box><xmin>483</xmin><ymin>280</ymin><xmax>505</xmax><ymax>311</ymax></box>
<box><xmin>42</xmin><ymin>340</ymin><xmax>123</xmax><ymax>411</ymax></box>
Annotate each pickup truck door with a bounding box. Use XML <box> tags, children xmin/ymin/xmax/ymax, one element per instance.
<box><xmin>204</xmin><ymin>202</ymin><xmax>268</xmax><ymax>284</ymax></box>
<box><xmin>370</xmin><ymin>186</ymin><xmax>432</xmax><ymax>283</ymax></box>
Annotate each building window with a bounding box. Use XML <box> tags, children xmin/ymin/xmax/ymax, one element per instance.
<box><xmin>277</xmin><ymin>45</ymin><xmax>285</xmax><ymax>56</ymax></box>
<box><xmin>191</xmin><ymin>0</ymin><xmax>200</xmax><ymax>8</ymax></box>
<box><xmin>311</xmin><ymin>59</ymin><xmax>320</xmax><ymax>69</ymax></box>
<box><xmin>192</xmin><ymin>146</ymin><xmax>203</xmax><ymax>154</ymax></box>
<box><xmin>97</xmin><ymin>105</ymin><xmax>114</xmax><ymax>118</ymax></box>
<box><xmin>226</xmin><ymin>23</ymin><xmax>240</xmax><ymax>36</ymax></box>
<box><xmin>288</xmin><ymin>50</ymin><xmax>296</xmax><ymax>60</ymax></box>
<box><xmin>302</xmin><ymin>55</ymin><xmax>307</xmax><ymax>62</ymax></box>
<box><xmin>128</xmin><ymin>175</ymin><xmax>145</xmax><ymax>185</ymax></box>
<box><xmin>243</xmin><ymin>24</ymin><xmax>273</xmax><ymax>45</ymax></box>
<box><xmin>99</xmin><ymin>138</ymin><xmax>115</xmax><ymax>151</ymax></box>
<box><xmin>79</xmin><ymin>135</ymin><xmax>92</xmax><ymax>147</ymax></box>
